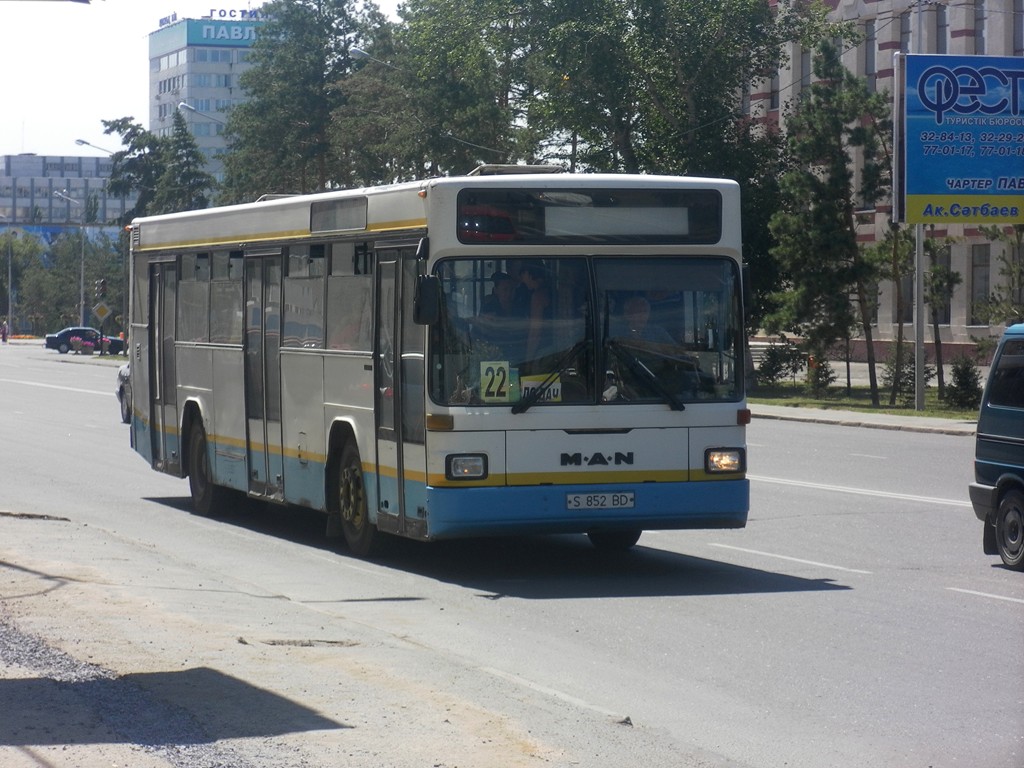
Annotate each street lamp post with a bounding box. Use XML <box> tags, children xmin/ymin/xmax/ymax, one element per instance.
<box><xmin>75</xmin><ymin>138</ymin><xmax>116</xmax><ymax>154</ymax></box>
<box><xmin>53</xmin><ymin>190</ymin><xmax>87</xmax><ymax>328</ymax></box>
<box><xmin>0</xmin><ymin>214</ymin><xmax>13</xmax><ymax>335</ymax></box>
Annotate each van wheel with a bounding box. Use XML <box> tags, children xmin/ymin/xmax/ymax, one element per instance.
<box><xmin>334</xmin><ymin>441</ymin><xmax>382</xmax><ymax>557</ymax></box>
<box><xmin>995</xmin><ymin>490</ymin><xmax>1024</xmax><ymax>571</ymax></box>
<box><xmin>188</xmin><ymin>422</ymin><xmax>228</xmax><ymax>517</ymax></box>
<box><xmin>587</xmin><ymin>529</ymin><xmax>642</xmax><ymax>552</ymax></box>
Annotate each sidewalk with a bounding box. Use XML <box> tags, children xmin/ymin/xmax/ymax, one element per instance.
<box><xmin>749</xmin><ymin>359</ymin><xmax>979</xmax><ymax>436</ymax></box>
<box><xmin>749</xmin><ymin>402</ymin><xmax>976</xmax><ymax>436</ymax></box>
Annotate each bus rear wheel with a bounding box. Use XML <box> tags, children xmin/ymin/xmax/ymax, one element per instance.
<box><xmin>335</xmin><ymin>442</ymin><xmax>381</xmax><ymax>557</ymax></box>
<box><xmin>188</xmin><ymin>422</ymin><xmax>228</xmax><ymax>517</ymax></box>
<box><xmin>587</xmin><ymin>529</ymin><xmax>642</xmax><ymax>552</ymax></box>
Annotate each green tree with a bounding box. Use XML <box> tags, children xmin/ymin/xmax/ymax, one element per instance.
<box><xmin>767</xmin><ymin>41</ymin><xmax>890</xmax><ymax>406</ymax></box>
<box><xmin>151</xmin><ymin>110</ymin><xmax>216</xmax><ymax>214</ymax></box>
<box><xmin>866</xmin><ymin>225</ymin><xmax>914</xmax><ymax>406</ymax></box>
<box><xmin>102</xmin><ymin>117</ymin><xmax>167</xmax><ymax>224</ymax></box>
<box><xmin>923</xmin><ymin>233</ymin><xmax>961</xmax><ymax>400</ymax></box>
<box><xmin>354</xmin><ymin>0</ymin><xmax>520</xmax><ymax>177</ymax></box>
<box><xmin>975</xmin><ymin>224</ymin><xmax>1024</xmax><ymax>327</ymax></box>
<box><xmin>220</xmin><ymin>0</ymin><xmax>376</xmax><ymax>201</ymax></box>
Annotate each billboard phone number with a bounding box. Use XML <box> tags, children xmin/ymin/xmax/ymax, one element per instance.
<box><xmin>919</xmin><ymin>131</ymin><xmax>1024</xmax><ymax>143</ymax></box>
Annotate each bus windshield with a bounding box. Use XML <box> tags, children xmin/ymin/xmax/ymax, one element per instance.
<box><xmin>428</xmin><ymin>256</ymin><xmax>743</xmax><ymax>408</ymax></box>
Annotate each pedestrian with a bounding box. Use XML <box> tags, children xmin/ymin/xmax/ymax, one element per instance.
<box><xmin>1</xmin><ymin>319</ymin><xmax>8</xmax><ymax>343</ymax></box>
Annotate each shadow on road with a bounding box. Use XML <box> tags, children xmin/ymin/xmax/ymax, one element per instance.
<box><xmin>145</xmin><ymin>495</ymin><xmax>853</xmax><ymax>600</ymax></box>
<box><xmin>0</xmin><ymin>666</ymin><xmax>347</xmax><ymax>748</ymax></box>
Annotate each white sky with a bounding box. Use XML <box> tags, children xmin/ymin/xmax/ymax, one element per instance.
<box><xmin>0</xmin><ymin>0</ymin><xmax>399</xmax><ymax>159</ymax></box>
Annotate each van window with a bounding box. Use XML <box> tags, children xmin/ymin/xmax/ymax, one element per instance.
<box><xmin>988</xmin><ymin>339</ymin><xmax>1024</xmax><ymax>408</ymax></box>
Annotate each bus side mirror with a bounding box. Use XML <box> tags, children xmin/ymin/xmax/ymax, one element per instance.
<box><xmin>414</xmin><ymin>275</ymin><xmax>441</xmax><ymax>325</ymax></box>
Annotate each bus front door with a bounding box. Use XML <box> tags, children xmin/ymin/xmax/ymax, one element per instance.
<box><xmin>149</xmin><ymin>261</ymin><xmax>179</xmax><ymax>474</ymax></box>
<box><xmin>374</xmin><ymin>248</ymin><xmax>427</xmax><ymax>539</ymax></box>
<box><xmin>244</xmin><ymin>255</ymin><xmax>284</xmax><ymax>500</ymax></box>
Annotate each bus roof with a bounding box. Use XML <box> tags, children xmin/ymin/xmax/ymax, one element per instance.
<box><xmin>131</xmin><ymin>173</ymin><xmax>739</xmax><ymax>253</ymax></box>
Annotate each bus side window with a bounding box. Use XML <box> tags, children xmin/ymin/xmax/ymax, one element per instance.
<box><xmin>283</xmin><ymin>245</ymin><xmax>325</xmax><ymax>348</ymax></box>
<box><xmin>210</xmin><ymin>250</ymin><xmax>243</xmax><ymax>344</ymax></box>
<box><xmin>327</xmin><ymin>242</ymin><xmax>373</xmax><ymax>351</ymax></box>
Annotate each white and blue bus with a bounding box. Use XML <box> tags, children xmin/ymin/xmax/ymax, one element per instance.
<box><xmin>127</xmin><ymin>167</ymin><xmax>750</xmax><ymax>556</ymax></box>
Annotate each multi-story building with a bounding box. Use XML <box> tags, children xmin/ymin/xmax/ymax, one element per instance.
<box><xmin>0</xmin><ymin>153</ymin><xmax>137</xmax><ymax>226</ymax></box>
<box><xmin>753</xmin><ymin>0</ymin><xmax>1024</xmax><ymax>352</ymax></box>
<box><xmin>148</xmin><ymin>10</ymin><xmax>265</xmax><ymax>183</ymax></box>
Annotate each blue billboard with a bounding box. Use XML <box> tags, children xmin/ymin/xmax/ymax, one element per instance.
<box><xmin>903</xmin><ymin>54</ymin><xmax>1024</xmax><ymax>224</ymax></box>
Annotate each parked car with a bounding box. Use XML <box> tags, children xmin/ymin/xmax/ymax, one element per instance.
<box><xmin>969</xmin><ymin>323</ymin><xmax>1024</xmax><ymax>571</ymax></box>
<box><xmin>116</xmin><ymin>363</ymin><xmax>132</xmax><ymax>424</ymax></box>
<box><xmin>44</xmin><ymin>326</ymin><xmax>125</xmax><ymax>355</ymax></box>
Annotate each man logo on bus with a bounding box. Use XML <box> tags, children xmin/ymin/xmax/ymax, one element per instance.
<box><xmin>917</xmin><ymin>64</ymin><xmax>1024</xmax><ymax>125</ymax></box>
<box><xmin>561</xmin><ymin>452</ymin><xmax>635</xmax><ymax>467</ymax></box>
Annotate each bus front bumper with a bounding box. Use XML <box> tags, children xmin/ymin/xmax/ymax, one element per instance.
<box><xmin>420</xmin><ymin>478</ymin><xmax>749</xmax><ymax>540</ymax></box>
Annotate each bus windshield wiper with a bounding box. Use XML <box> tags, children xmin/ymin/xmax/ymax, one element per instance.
<box><xmin>512</xmin><ymin>340</ymin><xmax>589</xmax><ymax>414</ymax></box>
<box><xmin>605</xmin><ymin>338</ymin><xmax>685</xmax><ymax>411</ymax></box>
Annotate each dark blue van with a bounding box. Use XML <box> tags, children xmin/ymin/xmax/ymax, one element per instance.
<box><xmin>970</xmin><ymin>323</ymin><xmax>1024</xmax><ymax>571</ymax></box>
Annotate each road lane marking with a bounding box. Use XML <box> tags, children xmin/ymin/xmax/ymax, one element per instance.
<box><xmin>946</xmin><ymin>587</ymin><xmax>1024</xmax><ymax>605</ymax></box>
<box><xmin>481</xmin><ymin>666</ymin><xmax>625</xmax><ymax>720</ymax></box>
<box><xmin>708</xmin><ymin>543</ymin><xmax>873</xmax><ymax>574</ymax></box>
<box><xmin>0</xmin><ymin>378</ymin><xmax>109</xmax><ymax>397</ymax></box>
<box><xmin>748</xmin><ymin>474</ymin><xmax>971</xmax><ymax>508</ymax></box>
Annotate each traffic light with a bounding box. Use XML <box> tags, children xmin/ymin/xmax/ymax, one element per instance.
<box><xmin>99</xmin><ymin>279</ymin><xmax>107</xmax><ymax>298</ymax></box>
<box><xmin>94</xmin><ymin>279</ymin><xmax>102</xmax><ymax>299</ymax></box>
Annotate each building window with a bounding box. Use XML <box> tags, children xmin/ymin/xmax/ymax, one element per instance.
<box><xmin>974</xmin><ymin>0</ymin><xmax>986</xmax><ymax>55</ymax></box>
<box><xmin>898</xmin><ymin>274</ymin><xmax>913</xmax><ymax>324</ymax></box>
<box><xmin>936</xmin><ymin>5</ymin><xmax>948</xmax><ymax>54</ymax></box>
<box><xmin>970</xmin><ymin>243</ymin><xmax>990</xmax><ymax>325</ymax></box>
<box><xmin>931</xmin><ymin>244</ymin><xmax>952</xmax><ymax>325</ymax></box>
<box><xmin>1014</xmin><ymin>0</ymin><xmax>1023</xmax><ymax>56</ymax></box>
<box><xmin>899</xmin><ymin>12</ymin><xmax>911</xmax><ymax>52</ymax></box>
<box><xmin>769</xmin><ymin>71</ymin><xmax>780</xmax><ymax>110</ymax></box>
<box><xmin>864</xmin><ymin>20</ymin><xmax>876</xmax><ymax>93</ymax></box>
<box><xmin>799</xmin><ymin>46</ymin><xmax>812</xmax><ymax>96</ymax></box>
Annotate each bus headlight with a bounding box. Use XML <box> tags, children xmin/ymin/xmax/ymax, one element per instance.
<box><xmin>446</xmin><ymin>454</ymin><xmax>488</xmax><ymax>481</ymax></box>
<box><xmin>705</xmin><ymin>448</ymin><xmax>745</xmax><ymax>474</ymax></box>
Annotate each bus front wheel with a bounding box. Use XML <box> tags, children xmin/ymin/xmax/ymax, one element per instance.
<box><xmin>188</xmin><ymin>422</ymin><xmax>228</xmax><ymax>516</ymax></box>
<box><xmin>587</xmin><ymin>529</ymin><xmax>642</xmax><ymax>552</ymax></box>
<box><xmin>334</xmin><ymin>442</ymin><xmax>381</xmax><ymax>557</ymax></box>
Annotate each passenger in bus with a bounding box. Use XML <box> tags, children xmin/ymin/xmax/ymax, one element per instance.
<box><xmin>474</xmin><ymin>271</ymin><xmax>527</xmax><ymax>362</ymax></box>
<box><xmin>520</xmin><ymin>261</ymin><xmax>553</xmax><ymax>360</ymax></box>
<box><xmin>613</xmin><ymin>295</ymin><xmax>676</xmax><ymax>345</ymax></box>
<box><xmin>480</xmin><ymin>271</ymin><xmax>517</xmax><ymax>317</ymax></box>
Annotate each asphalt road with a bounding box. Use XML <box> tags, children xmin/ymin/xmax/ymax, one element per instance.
<box><xmin>0</xmin><ymin>342</ymin><xmax>1021</xmax><ymax>768</ymax></box>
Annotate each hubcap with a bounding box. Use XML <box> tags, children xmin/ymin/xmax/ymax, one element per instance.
<box><xmin>340</xmin><ymin>463</ymin><xmax>365</xmax><ymax>527</ymax></box>
<box><xmin>1003</xmin><ymin>505</ymin><xmax>1023</xmax><ymax>556</ymax></box>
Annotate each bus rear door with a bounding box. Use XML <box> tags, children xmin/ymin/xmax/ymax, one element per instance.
<box><xmin>149</xmin><ymin>261</ymin><xmax>180</xmax><ymax>474</ymax></box>
<box><xmin>244</xmin><ymin>253</ymin><xmax>285</xmax><ymax>500</ymax></box>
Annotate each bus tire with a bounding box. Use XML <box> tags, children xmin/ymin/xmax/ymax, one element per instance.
<box><xmin>188</xmin><ymin>422</ymin><xmax>228</xmax><ymax>517</ymax></box>
<box><xmin>587</xmin><ymin>529</ymin><xmax>642</xmax><ymax>552</ymax></box>
<box><xmin>995</xmin><ymin>490</ymin><xmax>1024</xmax><ymax>571</ymax></box>
<box><xmin>334</xmin><ymin>441</ymin><xmax>380</xmax><ymax>557</ymax></box>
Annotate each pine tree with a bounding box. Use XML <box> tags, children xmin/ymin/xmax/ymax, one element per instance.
<box><xmin>151</xmin><ymin>110</ymin><xmax>216</xmax><ymax>215</ymax></box>
<box><xmin>767</xmin><ymin>41</ymin><xmax>890</xmax><ymax>407</ymax></box>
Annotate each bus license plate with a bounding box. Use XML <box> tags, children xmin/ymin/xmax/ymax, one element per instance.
<box><xmin>566</xmin><ymin>492</ymin><xmax>635</xmax><ymax>510</ymax></box>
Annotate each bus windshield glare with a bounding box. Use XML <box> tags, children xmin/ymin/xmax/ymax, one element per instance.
<box><xmin>428</xmin><ymin>256</ymin><xmax>742</xmax><ymax>408</ymax></box>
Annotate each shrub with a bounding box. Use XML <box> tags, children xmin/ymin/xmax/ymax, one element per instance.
<box><xmin>944</xmin><ymin>355</ymin><xmax>983</xmax><ymax>410</ymax></box>
<box><xmin>806</xmin><ymin>358</ymin><xmax>837</xmax><ymax>396</ymax></box>
<box><xmin>882</xmin><ymin>343</ymin><xmax>935</xmax><ymax>406</ymax></box>
<box><xmin>756</xmin><ymin>338</ymin><xmax>805</xmax><ymax>386</ymax></box>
